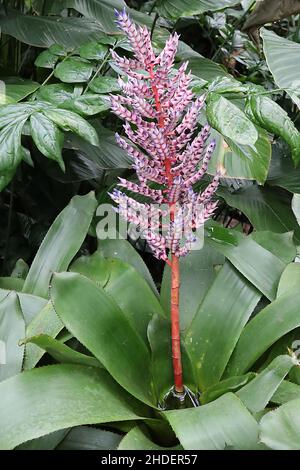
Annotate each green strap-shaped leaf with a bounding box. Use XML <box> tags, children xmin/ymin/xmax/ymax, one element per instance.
<box><xmin>30</xmin><ymin>112</ymin><xmax>65</xmax><ymax>171</ymax></box>
<box><xmin>0</xmin><ymin>289</ymin><xmax>47</xmax><ymax>325</ymax></box>
<box><xmin>206</xmin><ymin>223</ymin><xmax>287</xmax><ymax>301</ymax></box>
<box><xmin>0</xmin><ymin>364</ymin><xmax>146</xmax><ymax>450</ymax></box>
<box><xmin>118</xmin><ymin>426</ymin><xmax>181</xmax><ymax>450</ymax></box>
<box><xmin>45</xmin><ymin>108</ymin><xmax>99</xmax><ymax>146</ymax></box>
<box><xmin>201</xmin><ymin>373</ymin><xmax>255</xmax><ymax>405</ymax></box>
<box><xmin>206</xmin><ymin>93</ymin><xmax>258</xmax><ymax>146</ymax></box>
<box><xmin>57</xmin><ymin>426</ymin><xmax>121</xmax><ymax>450</ymax></box>
<box><xmin>245</xmin><ymin>95</ymin><xmax>300</xmax><ymax>166</ymax></box>
<box><xmin>22</xmin><ymin>192</ymin><xmax>97</xmax><ymax>298</ymax></box>
<box><xmin>260</xmin><ymin>398</ymin><xmax>300</xmax><ymax>450</ymax></box>
<box><xmin>226</xmin><ymin>286</ymin><xmax>300</xmax><ymax>376</ymax></box>
<box><xmin>24</xmin><ymin>302</ymin><xmax>63</xmax><ymax>369</ymax></box>
<box><xmin>51</xmin><ymin>271</ymin><xmax>156</xmax><ymax>407</ymax></box>
<box><xmin>271</xmin><ymin>380</ymin><xmax>300</xmax><ymax>405</ymax></box>
<box><xmin>184</xmin><ymin>262</ymin><xmax>261</xmax><ymax>390</ymax></box>
<box><xmin>277</xmin><ymin>263</ymin><xmax>300</xmax><ymax>298</ymax></box>
<box><xmin>0</xmin><ymin>293</ymin><xmax>25</xmax><ymax>382</ymax></box>
<box><xmin>24</xmin><ymin>334</ymin><xmax>102</xmax><ymax>369</ymax></box>
<box><xmin>164</xmin><ymin>393</ymin><xmax>260</xmax><ymax>450</ymax></box>
<box><xmin>156</xmin><ymin>0</ymin><xmax>241</xmax><ymax>20</ymax></box>
<box><xmin>237</xmin><ymin>355</ymin><xmax>298</xmax><ymax>413</ymax></box>
<box><xmin>0</xmin><ymin>118</ymin><xmax>27</xmax><ymax>172</ymax></box>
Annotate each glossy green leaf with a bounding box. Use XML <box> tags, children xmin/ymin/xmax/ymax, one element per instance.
<box><xmin>157</xmin><ymin>0</ymin><xmax>241</xmax><ymax>20</ymax></box>
<box><xmin>0</xmin><ymin>119</ymin><xmax>27</xmax><ymax>172</ymax></box>
<box><xmin>245</xmin><ymin>95</ymin><xmax>300</xmax><ymax>165</ymax></box>
<box><xmin>160</xmin><ymin>245</ymin><xmax>224</xmax><ymax>331</ymax></box>
<box><xmin>70</xmin><ymin>253</ymin><xmax>164</xmax><ymax>344</ymax></box>
<box><xmin>206</xmin><ymin>93</ymin><xmax>258</xmax><ymax>146</ymax></box>
<box><xmin>49</xmin><ymin>44</ymin><xmax>67</xmax><ymax>56</ymax></box>
<box><xmin>22</xmin><ymin>192</ymin><xmax>97</xmax><ymax>298</ymax></box>
<box><xmin>4</xmin><ymin>80</ymin><xmax>39</xmax><ymax>104</ymax></box>
<box><xmin>261</xmin><ymin>28</ymin><xmax>300</xmax><ymax>108</ymax></box>
<box><xmin>208</xmin><ymin>76</ymin><xmax>249</xmax><ymax>94</ymax></box>
<box><xmin>30</xmin><ymin>112</ymin><xmax>64</xmax><ymax>170</ymax></box>
<box><xmin>51</xmin><ymin>272</ymin><xmax>155</xmax><ymax>406</ymax></box>
<box><xmin>24</xmin><ymin>334</ymin><xmax>101</xmax><ymax>368</ymax></box>
<box><xmin>0</xmin><ymin>103</ymin><xmax>33</xmax><ymax>129</ymax></box>
<box><xmin>97</xmin><ymin>238</ymin><xmax>157</xmax><ymax>294</ymax></box>
<box><xmin>268</xmin><ymin>143</ymin><xmax>300</xmax><ymax>193</ymax></box>
<box><xmin>184</xmin><ymin>262</ymin><xmax>261</xmax><ymax>390</ymax></box>
<box><xmin>218</xmin><ymin>185</ymin><xmax>300</xmax><ymax>242</ymax></box>
<box><xmin>0</xmin><ymin>289</ymin><xmax>47</xmax><ymax>325</ymax></box>
<box><xmin>34</xmin><ymin>50</ymin><xmax>58</xmax><ymax>69</ymax></box>
<box><xmin>237</xmin><ymin>355</ymin><xmax>298</xmax><ymax>413</ymax></box>
<box><xmin>165</xmin><ymin>393</ymin><xmax>260</xmax><ymax>450</ymax></box>
<box><xmin>226</xmin><ymin>286</ymin><xmax>300</xmax><ymax>376</ymax></box>
<box><xmin>201</xmin><ymin>373</ymin><xmax>255</xmax><ymax>405</ymax></box>
<box><xmin>60</xmin><ymin>94</ymin><xmax>109</xmax><ymax>116</ymax></box>
<box><xmin>88</xmin><ymin>77</ymin><xmax>121</xmax><ymax>94</ymax></box>
<box><xmin>0</xmin><ymin>364</ymin><xmax>145</xmax><ymax>449</ymax></box>
<box><xmin>36</xmin><ymin>84</ymin><xmax>75</xmax><ymax>105</ymax></box>
<box><xmin>187</xmin><ymin>57</ymin><xmax>229</xmax><ymax>82</ymax></box>
<box><xmin>0</xmin><ymin>13</ymin><xmax>108</xmax><ymax>48</ymax></box>
<box><xmin>45</xmin><ymin>108</ymin><xmax>99</xmax><ymax>146</ymax></box>
<box><xmin>24</xmin><ymin>302</ymin><xmax>63</xmax><ymax>369</ymax></box>
<box><xmin>57</xmin><ymin>426</ymin><xmax>121</xmax><ymax>450</ymax></box>
<box><xmin>277</xmin><ymin>263</ymin><xmax>300</xmax><ymax>298</ymax></box>
<box><xmin>0</xmin><ymin>293</ymin><xmax>25</xmax><ymax>382</ymax></box>
<box><xmin>206</xmin><ymin>223</ymin><xmax>286</xmax><ymax>300</ymax></box>
<box><xmin>119</xmin><ymin>426</ymin><xmax>179</xmax><ymax>450</ymax></box>
<box><xmin>54</xmin><ymin>58</ymin><xmax>94</xmax><ymax>83</ymax></box>
<box><xmin>260</xmin><ymin>398</ymin><xmax>300</xmax><ymax>450</ymax></box>
<box><xmin>79</xmin><ymin>41</ymin><xmax>108</xmax><ymax>60</ymax></box>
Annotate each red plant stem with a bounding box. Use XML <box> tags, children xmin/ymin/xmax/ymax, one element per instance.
<box><xmin>149</xmin><ymin>65</ymin><xmax>184</xmax><ymax>393</ymax></box>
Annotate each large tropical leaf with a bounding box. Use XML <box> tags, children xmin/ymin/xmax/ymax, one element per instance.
<box><xmin>156</xmin><ymin>0</ymin><xmax>241</xmax><ymax>20</ymax></box>
<box><xmin>51</xmin><ymin>272</ymin><xmax>155</xmax><ymax>406</ymax></box>
<box><xmin>184</xmin><ymin>262</ymin><xmax>261</xmax><ymax>390</ymax></box>
<box><xmin>261</xmin><ymin>28</ymin><xmax>300</xmax><ymax>108</ymax></box>
<box><xmin>165</xmin><ymin>393</ymin><xmax>260</xmax><ymax>450</ymax></box>
<box><xmin>22</xmin><ymin>192</ymin><xmax>97</xmax><ymax>298</ymax></box>
<box><xmin>0</xmin><ymin>364</ymin><xmax>145</xmax><ymax>450</ymax></box>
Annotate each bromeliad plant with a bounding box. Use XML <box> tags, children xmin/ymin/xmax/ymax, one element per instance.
<box><xmin>109</xmin><ymin>9</ymin><xmax>224</xmax><ymax>402</ymax></box>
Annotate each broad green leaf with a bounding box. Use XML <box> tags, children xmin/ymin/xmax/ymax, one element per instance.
<box><xmin>160</xmin><ymin>245</ymin><xmax>224</xmax><ymax>331</ymax></box>
<box><xmin>57</xmin><ymin>426</ymin><xmax>121</xmax><ymax>450</ymax></box>
<box><xmin>23</xmin><ymin>192</ymin><xmax>97</xmax><ymax>298</ymax></box>
<box><xmin>0</xmin><ymin>364</ymin><xmax>145</xmax><ymax>449</ymax></box>
<box><xmin>24</xmin><ymin>302</ymin><xmax>63</xmax><ymax>369</ymax></box>
<box><xmin>49</xmin><ymin>44</ymin><xmax>67</xmax><ymax>56</ymax></box>
<box><xmin>34</xmin><ymin>50</ymin><xmax>58</xmax><ymax>69</ymax></box>
<box><xmin>30</xmin><ymin>112</ymin><xmax>64</xmax><ymax>170</ymax></box>
<box><xmin>0</xmin><ymin>289</ymin><xmax>47</xmax><ymax>325</ymax></box>
<box><xmin>45</xmin><ymin>108</ymin><xmax>99</xmax><ymax>146</ymax></box>
<box><xmin>17</xmin><ymin>429</ymin><xmax>69</xmax><ymax>450</ymax></box>
<box><xmin>277</xmin><ymin>263</ymin><xmax>300</xmax><ymax>298</ymax></box>
<box><xmin>0</xmin><ymin>119</ymin><xmax>27</xmax><ymax>172</ymax></box>
<box><xmin>260</xmin><ymin>398</ymin><xmax>300</xmax><ymax>450</ymax></box>
<box><xmin>157</xmin><ymin>0</ymin><xmax>241</xmax><ymax>20</ymax></box>
<box><xmin>271</xmin><ymin>380</ymin><xmax>300</xmax><ymax>405</ymax></box>
<box><xmin>165</xmin><ymin>393</ymin><xmax>260</xmax><ymax>450</ymax></box>
<box><xmin>70</xmin><ymin>253</ymin><xmax>164</xmax><ymax>344</ymax></box>
<box><xmin>0</xmin><ymin>293</ymin><xmax>25</xmax><ymax>382</ymax></box>
<box><xmin>206</xmin><ymin>93</ymin><xmax>258</xmax><ymax>146</ymax></box>
<box><xmin>54</xmin><ymin>58</ymin><xmax>94</xmax><ymax>83</ymax></box>
<box><xmin>60</xmin><ymin>94</ymin><xmax>109</xmax><ymax>116</ymax></box>
<box><xmin>3</xmin><ymin>80</ymin><xmax>39</xmax><ymax>104</ymax></box>
<box><xmin>97</xmin><ymin>238</ymin><xmax>157</xmax><ymax>294</ymax></box>
<box><xmin>226</xmin><ymin>285</ymin><xmax>300</xmax><ymax>376</ymax></box>
<box><xmin>250</xmin><ymin>231</ymin><xmax>296</xmax><ymax>264</ymax></box>
<box><xmin>218</xmin><ymin>185</ymin><xmax>300</xmax><ymax>242</ymax></box>
<box><xmin>184</xmin><ymin>262</ymin><xmax>261</xmax><ymax>390</ymax></box>
<box><xmin>88</xmin><ymin>77</ymin><xmax>121</xmax><ymax>94</ymax></box>
<box><xmin>79</xmin><ymin>41</ymin><xmax>108</xmax><ymax>60</ymax></box>
<box><xmin>21</xmin><ymin>146</ymin><xmax>34</xmax><ymax>167</ymax></box>
<box><xmin>119</xmin><ymin>426</ymin><xmax>179</xmax><ymax>450</ymax></box>
<box><xmin>261</xmin><ymin>28</ymin><xmax>300</xmax><ymax>108</ymax></box>
<box><xmin>36</xmin><ymin>84</ymin><xmax>75</xmax><ymax>105</ymax></box>
<box><xmin>0</xmin><ymin>13</ymin><xmax>109</xmax><ymax>48</ymax></box>
<box><xmin>51</xmin><ymin>272</ymin><xmax>155</xmax><ymax>406</ymax></box>
<box><xmin>208</xmin><ymin>76</ymin><xmax>249</xmax><ymax>94</ymax></box>
<box><xmin>268</xmin><ymin>143</ymin><xmax>300</xmax><ymax>193</ymax></box>
<box><xmin>187</xmin><ymin>57</ymin><xmax>229</xmax><ymax>82</ymax></box>
<box><xmin>201</xmin><ymin>373</ymin><xmax>255</xmax><ymax>405</ymax></box>
<box><xmin>245</xmin><ymin>95</ymin><xmax>300</xmax><ymax>165</ymax></box>
<box><xmin>0</xmin><ymin>103</ymin><xmax>33</xmax><ymax>129</ymax></box>
<box><xmin>24</xmin><ymin>334</ymin><xmax>102</xmax><ymax>368</ymax></box>
<box><xmin>237</xmin><ymin>355</ymin><xmax>298</xmax><ymax>413</ymax></box>
<box><xmin>292</xmin><ymin>193</ymin><xmax>300</xmax><ymax>225</ymax></box>
<box><xmin>206</xmin><ymin>223</ymin><xmax>286</xmax><ymax>300</ymax></box>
